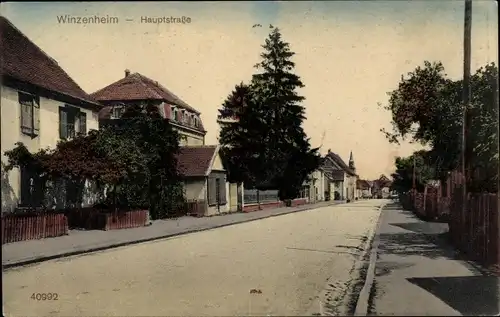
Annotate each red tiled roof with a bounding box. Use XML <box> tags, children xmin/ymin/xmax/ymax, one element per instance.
<box><xmin>176</xmin><ymin>145</ymin><xmax>218</xmax><ymax>177</ymax></box>
<box><xmin>91</xmin><ymin>72</ymin><xmax>199</xmax><ymax>114</ymax></box>
<box><xmin>0</xmin><ymin>17</ymin><xmax>100</xmax><ymax>107</ymax></box>
<box><xmin>325</xmin><ymin>152</ymin><xmax>357</xmax><ymax>176</ymax></box>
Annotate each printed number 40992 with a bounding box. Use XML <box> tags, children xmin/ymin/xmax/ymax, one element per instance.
<box><xmin>31</xmin><ymin>293</ymin><xmax>59</xmax><ymax>301</ymax></box>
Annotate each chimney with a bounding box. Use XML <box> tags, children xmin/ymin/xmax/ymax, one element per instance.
<box><xmin>124</xmin><ymin>69</ymin><xmax>130</xmax><ymax>77</ymax></box>
<box><xmin>328</xmin><ymin>149</ymin><xmax>331</xmax><ymax>154</ymax></box>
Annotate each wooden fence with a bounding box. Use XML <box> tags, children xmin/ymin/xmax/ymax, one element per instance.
<box><xmin>401</xmin><ymin>170</ymin><xmax>499</xmax><ymax>269</ymax></box>
<box><xmin>2</xmin><ymin>211</ymin><xmax>68</xmax><ymax>244</ymax></box>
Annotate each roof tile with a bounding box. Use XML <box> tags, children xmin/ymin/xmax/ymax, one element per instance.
<box><xmin>176</xmin><ymin>145</ymin><xmax>218</xmax><ymax>177</ymax></box>
<box><xmin>91</xmin><ymin>72</ymin><xmax>199</xmax><ymax>113</ymax></box>
<box><xmin>0</xmin><ymin>17</ymin><xmax>99</xmax><ymax>107</ymax></box>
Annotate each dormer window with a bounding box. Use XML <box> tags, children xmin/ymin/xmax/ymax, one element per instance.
<box><xmin>111</xmin><ymin>104</ymin><xmax>125</xmax><ymax>119</ymax></box>
<box><xmin>171</xmin><ymin>107</ymin><xmax>178</xmax><ymax>121</ymax></box>
<box><xmin>181</xmin><ymin>110</ymin><xmax>187</xmax><ymax>124</ymax></box>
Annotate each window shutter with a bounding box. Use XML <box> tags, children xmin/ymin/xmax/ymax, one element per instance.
<box><xmin>79</xmin><ymin>112</ymin><xmax>87</xmax><ymax>135</ymax></box>
<box><xmin>207</xmin><ymin>176</ymin><xmax>217</xmax><ymax>205</ymax></box>
<box><xmin>19</xmin><ymin>92</ymin><xmax>34</xmax><ymax>135</ymax></box>
<box><xmin>33</xmin><ymin>98</ymin><xmax>40</xmax><ymax>135</ymax></box>
<box><xmin>219</xmin><ymin>175</ymin><xmax>227</xmax><ymax>204</ymax></box>
<box><xmin>59</xmin><ymin>107</ymin><xmax>68</xmax><ymax>139</ymax></box>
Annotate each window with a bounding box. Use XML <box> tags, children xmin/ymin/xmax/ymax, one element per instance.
<box><xmin>172</xmin><ymin>108</ymin><xmax>179</xmax><ymax>121</ymax></box>
<box><xmin>59</xmin><ymin>105</ymin><xmax>87</xmax><ymax>140</ymax></box>
<box><xmin>207</xmin><ymin>172</ymin><xmax>227</xmax><ymax>206</ymax></box>
<box><xmin>181</xmin><ymin>110</ymin><xmax>187</xmax><ymax>123</ymax></box>
<box><xmin>111</xmin><ymin>105</ymin><xmax>125</xmax><ymax>119</ymax></box>
<box><xmin>19</xmin><ymin>92</ymin><xmax>40</xmax><ymax>137</ymax></box>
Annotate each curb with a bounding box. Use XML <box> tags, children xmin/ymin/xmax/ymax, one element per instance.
<box><xmin>3</xmin><ymin>201</ymin><xmax>342</xmax><ymax>270</ymax></box>
<box><xmin>353</xmin><ymin>203</ymin><xmax>386</xmax><ymax>316</ymax></box>
<box><xmin>304</xmin><ymin>202</ymin><xmax>387</xmax><ymax>316</ymax></box>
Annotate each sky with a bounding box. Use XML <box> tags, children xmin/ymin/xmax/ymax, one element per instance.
<box><xmin>2</xmin><ymin>1</ymin><xmax>498</xmax><ymax>180</ymax></box>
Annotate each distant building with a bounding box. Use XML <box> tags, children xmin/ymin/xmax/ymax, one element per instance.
<box><xmin>356</xmin><ymin>179</ymin><xmax>372</xmax><ymax>198</ymax></box>
<box><xmin>372</xmin><ymin>174</ymin><xmax>392</xmax><ymax>198</ymax></box>
<box><xmin>321</xmin><ymin>150</ymin><xmax>358</xmax><ymax>201</ymax></box>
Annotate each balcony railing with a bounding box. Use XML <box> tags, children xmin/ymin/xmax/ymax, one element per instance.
<box><xmin>217</xmin><ymin>115</ymin><xmax>239</xmax><ymax>124</ymax></box>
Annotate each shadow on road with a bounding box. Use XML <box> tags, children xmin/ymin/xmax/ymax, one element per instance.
<box><xmin>375</xmin><ymin>202</ymin><xmax>500</xmax><ymax>315</ymax></box>
<box><xmin>378</xmin><ymin>225</ymin><xmax>458</xmax><ymax>260</ymax></box>
<box><xmin>407</xmin><ymin>276</ymin><xmax>499</xmax><ymax>316</ymax></box>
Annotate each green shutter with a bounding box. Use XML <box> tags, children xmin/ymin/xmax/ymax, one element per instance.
<box><xmin>33</xmin><ymin>98</ymin><xmax>40</xmax><ymax>135</ymax></box>
<box><xmin>59</xmin><ymin>107</ymin><xmax>68</xmax><ymax>139</ymax></box>
<box><xmin>79</xmin><ymin>112</ymin><xmax>87</xmax><ymax>135</ymax></box>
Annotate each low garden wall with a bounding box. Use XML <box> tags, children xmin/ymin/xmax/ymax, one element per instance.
<box><xmin>65</xmin><ymin>207</ymin><xmax>147</xmax><ymax>230</ymax></box>
<box><xmin>2</xmin><ymin>210</ymin><xmax>69</xmax><ymax>244</ymax></box>
<box><xmin>97</xmin><ymin>210</ymin><xmax>148</xmax><ymax>231</ymax></box>
<box><xmin>242</xmin><ymin>198</ymin><xmax>309</xmax><ymax>212</ymax></box>
<box><xmin>184</xmin><ymin>200</ymin><xmax>208</xmax><ymax>217</ymax></box>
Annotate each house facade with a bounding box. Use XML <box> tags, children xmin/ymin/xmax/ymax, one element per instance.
<box><xmin>322</xmin><ymin>150</ymin><xmax>359</xmax><ymax>201</ymax></box>
<box><xmin>92</xmin><ymin>70</ymin><xmax>229</xmax><ymax>216</ymax></box>
<box><xmin>372</xmin><ymin>174</ymin><xmax>392</xmax><ymax>198</ymax></box>
<box><xmin>301</xmin><ymin>169</ymin><xmax>326</xmax><ymax>203</ymax></box>
<box><xmin>1</xmin><ymin>17</ymin><xmax>102</xmax><ymax>213</ymax></box>
<box><xmin>93</xmin><ymin>70</ymin><xmax>206</xmax><ymax>147</ymax></box>
<box><xmin>357</xmin><ymin>179</ymin><xmax>372</xmax><ymax>198</ymax></box>
<box><xmin>177</xmin><ymin>145</ymin><xmax>231</xmax><ymax>216</ymax></box>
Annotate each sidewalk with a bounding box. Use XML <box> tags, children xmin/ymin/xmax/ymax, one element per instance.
<box><xmin>2</xmin><ymin>200</ymin><xmax>342</xmax><ymax>269</ymax></box>
<box><xmin>361</xmin><ymin>202</ymin><xmax>499</xmax><ymax>316</ymax></box>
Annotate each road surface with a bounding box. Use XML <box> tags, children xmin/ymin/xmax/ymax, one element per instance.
<box><xmin>3</xmin><ymin>200</ymin><xmax>387</xmax><ymax>317</ymax></box>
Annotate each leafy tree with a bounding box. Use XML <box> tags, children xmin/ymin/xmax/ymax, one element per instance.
<box><xmin>109</xmin><ymin>103</ymin><xmax>185</xmax><ymax>218</ymax></box>
<box><xmin>391</xmin><ymin>150</ymin><xmax>435</xmax><ymax>194</ymax></box>
<box><xmin>382</xmin><ymin>61</ymin><xmax>498</xmax><ymax>192</ymax></box>
<box><xmin>218</xmin><ymin>26</ymin><xmax>320</xmax><ymax>198</ymax></box>
<box><xmin>4</xmin><ymin>103</ymin><xmax>185</xmax><ymax>217</ymax></box>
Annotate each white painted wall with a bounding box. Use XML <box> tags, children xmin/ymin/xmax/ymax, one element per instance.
<box><xmin>178</xmin><ymin>129</ymin><xmax>204</xmax><ymax>146</ymax></box>
<box><xmin>344</xmin><ymin>173</ymin><xmax>358</xmax><ymax>201</ymax></box>
<box><xmin>1</xmin><ymin>85</ymin><xmax>99</xmax><ymax>213</ymax></box>
<box><xmin>310</xmin><ymin>169</ymin><xmax>325</xmax><ymax>202</ymax></box>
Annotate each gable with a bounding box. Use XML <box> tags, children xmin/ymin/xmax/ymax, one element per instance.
<box><xmin>323</xmin><ymin>157</ymin><xmax>342</xmax><ymax>170</ymax></box>
<box><xmin>210</xmin><ymin>151</ymin><xmax>225</xmax><ymax>172</ymax></box>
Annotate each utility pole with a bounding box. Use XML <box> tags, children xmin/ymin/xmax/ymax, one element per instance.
<box><xmin>461</xmin><ymin>0</ymin><xmax>472</xmax><ymax>247</ymax></box>
<box><xmin>412</xmin><ymin>155</ymin><xmax>416</xmax><ymax>190</ymax></box>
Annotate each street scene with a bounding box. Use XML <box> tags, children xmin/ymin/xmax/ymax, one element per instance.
<box><xmin>4</xmin><ymin>200</ymin><xmax>384</xmax><ymax>316</ymax></box>
<box><xmin>1</xmin><ymin>1</ymin><xmax>499</xmax><ymax>316</ymax></box>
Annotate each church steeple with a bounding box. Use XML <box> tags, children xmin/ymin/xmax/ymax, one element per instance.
<box><xmin>349</xmin><ymin>151</ymin><xmax>355</xmax><ymax>171</ymax></box>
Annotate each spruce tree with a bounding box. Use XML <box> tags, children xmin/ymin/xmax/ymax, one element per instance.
<box><xmin>218</xmin><ymin>82</ymin><xmax>253</xmax><ymax>183</ymax></box>
<box><xmin>217</xmin><ymin>26</ymin><xmax>320</xmax><ymax>196</ymax></box>
<box><xmin>250</xmin><ymin>26</ymin><xmax>320</xmax><ymax>198</ymax></box>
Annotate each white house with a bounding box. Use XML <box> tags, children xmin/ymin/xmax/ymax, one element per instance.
<box><xmin>176</xmin><ymin>145</ymin><xmax>232</xmax><ymax>216</ymax></box>
<box><xmin>322</xmin><ymin>150</ymin><xmax>359</xmax><ymax>201</ymax></box>
<box><xmin>301</xmin><ymin>169</ymin><xmax>326</xmax><ymax>203</ymax></box>
<box><xmin>0</xmin><ymin>17</ymin><xmax>102</xmax><ymax>213</ymax></box>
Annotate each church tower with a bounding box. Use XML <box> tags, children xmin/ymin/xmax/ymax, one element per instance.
<box><xmin>349</xmin><ymin>151</ymin><xmax>356</xmax><ymax>172</ymax></box>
